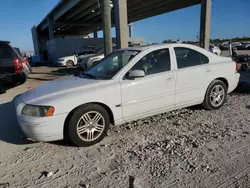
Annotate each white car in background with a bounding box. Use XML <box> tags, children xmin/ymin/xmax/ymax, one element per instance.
<box><xmin>77</xmin><ymin>53</ymin><xmax>104</xmax><ymax>69</ymax></box>
<box><xmin>14</xmin><ymin>44</ymin><xmax>240</xmax><ymax>147</ymax></box>
<box><xmin>57</xmin><ymin>50</ymin><xmax>95</xmax><ymax>67</ymax></box>
<box><xmin>209</xmin><ymin>45</ymin><xmax>221</xmax><ymax>55</ymax></box>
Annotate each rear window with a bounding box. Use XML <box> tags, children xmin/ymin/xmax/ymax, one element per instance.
<box><xmin>0</xmin><ymin>42</ymin><xmax>17</xmax><ymax>58</ymax></box>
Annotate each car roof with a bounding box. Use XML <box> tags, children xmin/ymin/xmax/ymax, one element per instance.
<box><xmin>117</xmin><ymin>43</ymin><xmax>203</xmax><ymax>51</ymax></box>
<box><xmin>0</xmin><ymin>40</ymin><xmax>10</xmax><ymax>43</ymax></box>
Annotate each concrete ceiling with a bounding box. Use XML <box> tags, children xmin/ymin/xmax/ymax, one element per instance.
<box><xmin>38</xmin><ymin>0</ymin><xmax>201</xmax><ymax>36</ymax></box>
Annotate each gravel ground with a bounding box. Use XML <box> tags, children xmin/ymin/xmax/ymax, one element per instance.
<box><xmin>1</xmin><ymin>66</ymin><xmax>250</xmax><ymax>187</ymax></box>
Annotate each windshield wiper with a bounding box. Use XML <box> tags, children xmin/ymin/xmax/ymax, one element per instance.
<box><xmin>80</xmin><ymin>72</ymin><xmax>97</xmax><ymax>79</ymax></box>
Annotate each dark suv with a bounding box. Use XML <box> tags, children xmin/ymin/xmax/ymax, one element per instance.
<box><xmin>0</xmin><ymin>41</ymin><xmax>27</xmax><ymax>88</ymax></box>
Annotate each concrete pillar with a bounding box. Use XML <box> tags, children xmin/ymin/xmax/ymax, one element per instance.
<box><xmin>114</xmin><ymin>0</ymin><xmax>128</xmax><ymax>49</ymax></box>
<box><xmin>48</xmin><ymin>18</ymin><xmax>54</xmax><ymax>40</ymax></box>
<box><xmin>93</xmin><ymin>31</ymin><xmax>98</xmax><ymax>38</ymax></box>
<box><xmin>199</xmin><ymin>0</ymin><xmax>211</xmax><ymax>50</ymax></box>
<box><xmin>102</xmin><ymin>0</ymin><xmax>112</xmax><ymax>56</ymax></box>
<box><xmin>128</xmin><ymin>23</ymin><xmax>133</xmax><ymax>38</ymax></box>
<box><xmin>31</xmin><ymin>26</ymin><xmax>40</xmax><ymax>55</ymax></box>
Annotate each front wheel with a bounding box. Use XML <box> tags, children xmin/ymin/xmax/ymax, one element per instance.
<box><xmin>202</xmin><ymin>80</ymin><xmax>227</xmax><ymax>110</ymax></box>
<box><xmin>65</xmin><ymin>104</ymin><xmax>110</xmax><ymax>147</ymax></box>
<box><xmin>66</xmin><ymin>60</ymin><xmax>74</xmax><ymax>68</ymax></box>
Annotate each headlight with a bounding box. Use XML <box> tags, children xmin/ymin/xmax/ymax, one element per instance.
<box><xmin>22</xmin><ymin>105</ymin><xmax>55</xmax><ymax>117</ymax></box>
<box><xmin>58</xmin><ymin>59</ymin><xmax>64</xmax><ymax>61</ymax></box>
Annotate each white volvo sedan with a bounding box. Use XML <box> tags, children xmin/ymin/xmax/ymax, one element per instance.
<box><xmin>14</xmin><ymin>44</ymin><xmax>240</xmax><ymax>146</ymax></box>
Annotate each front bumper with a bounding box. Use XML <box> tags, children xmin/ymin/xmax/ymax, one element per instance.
<box><xmin>56</xmin><ymin>60</ymin><xmax>66</xmax><ymax>66</ymax></box>
<box><xmin>14</xmin><ymin>95</ymin><xmax>68</xmax><ymax>142</ymax></box>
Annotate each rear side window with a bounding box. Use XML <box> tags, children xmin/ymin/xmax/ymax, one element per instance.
<box><xmin>0</xmin><ymin>42</ymin><xmax>17</xmax><ymax>58</ymax></box>
<box><xmin>174</xmin><ymin>47</ymin><xmax>209</xmax><ymax>69</ymax></box>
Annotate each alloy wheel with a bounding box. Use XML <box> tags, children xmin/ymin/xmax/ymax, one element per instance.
<box><xmin>76</xmin><ymin>111</ymin><xmax>105</xmax><ymax>141</ymax></box>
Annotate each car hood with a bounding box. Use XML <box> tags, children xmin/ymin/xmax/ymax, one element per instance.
<box><xmin>78</xmin><ymin>54</ymin><xmax>103</xmax><ymax>61</ymax></box>
<box><xmin>21</xmin><ymin>75</ymin><xmax>104</xmax><ymax>104</ymax></box>
<box><xmin>59</xmin><ymin>55</ymin><xmax>73</xmax><ymax>60</ymax></box>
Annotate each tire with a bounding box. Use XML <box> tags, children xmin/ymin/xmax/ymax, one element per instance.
<box><xmin>202</xmin><ymin>80</ymin><xmax>227</xmax><ymax>110</ymax></box>
<box><xmin>19</xmin><ymin>75</ymin><xmax>27</xmax><ymax>84</ymax></box>
<box><xmin>66</xmin><ymin>60</ymin><xmax>74</xmax><ymax>68</ymax></box>
<box><xmin>0</xmin><ymin>85</ymin><xmax>6</xmax><ymax>94</ymax></box>
<box><xmin>65</xmin><ymin>104</ymin><xmax>110</xmax><ymax>147</ymax></box>
<box><xmin>14</xmin><ymin>73</ymin><xmax>26</xmax><ymax>85</ymax></box>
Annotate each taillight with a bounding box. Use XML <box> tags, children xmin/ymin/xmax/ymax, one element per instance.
<box><xmin>235</xmin><ymin>62</ymin><xmax>240</xmax><ymax>72</ymax></box>
<box><xmin>13</xmin><ymin>58</ymin><xmax>22</xmax><ymax>73</ymax></box>
<box><xmin>22</xmin><ymin>59</ymin><xmax>29</xmax><ymax>65</ymax></box>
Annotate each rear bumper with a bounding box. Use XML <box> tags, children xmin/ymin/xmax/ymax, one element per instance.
<box><xmin>228</xmin><ymin>73</ymin><xmax>240</xmax><ymax>93</ymax></box>
<box><xmin>0</xmin><ymin>72</ymin><xmax>26</xmax><ymax>84</ymax></box>
<box><xmin>56</xmin><ymin>60</ymin><xmax>66</xmax><ymax>66</ymax></box>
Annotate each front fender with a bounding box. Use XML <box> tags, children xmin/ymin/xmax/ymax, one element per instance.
<box><xmin>43</xmin><ymin>82</ymin><xmax>123</xmax><ymax>123</ymax></box>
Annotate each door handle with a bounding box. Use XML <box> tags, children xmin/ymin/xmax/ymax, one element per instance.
<box><xmin>166</xmin><ymin>76</ymin><xmax>174</xmax><ymax>81</ymax></box>
<box><xmin>206</xmin><ymin>68</ymin><xmax>211</xmax><ymax>72</ymax></box>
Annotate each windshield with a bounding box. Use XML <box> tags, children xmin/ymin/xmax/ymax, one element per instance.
<box><xmin>83</xmin><ymin>50</ymin><xmax>140</xmax><ymax>80</ymax></box>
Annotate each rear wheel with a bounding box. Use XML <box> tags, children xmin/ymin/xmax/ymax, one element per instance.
<box><xmin>202</xmin><ymin>80</ymin><xmax>227</xmax><ymax>110</ymax></box>
<box><xmin>65</xmin><ymin>104</ymin><xmax>110</xmax><ymax>147</ymax></box>
<box><xmin>66</xmin><ymin>60</ymin><xmax>74</xmax><ymax>68</ymax></box>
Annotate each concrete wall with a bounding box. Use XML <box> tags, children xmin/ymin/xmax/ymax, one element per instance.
<box><xmin>47</xmin><ymin>38</ymin><xmax>111</xmax><ymax>63</ymax></box>
<box><xmin>31</xmin><ymin>26</ymin><xmax>40</xmax><ymax>55</ymax></box>
<box><xmin>47</xmin><ymin>37</ymin><xmax>144</xmax><ymax>63</ymax></box>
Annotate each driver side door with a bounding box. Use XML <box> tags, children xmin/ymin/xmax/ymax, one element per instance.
<box><xmin>120</xmin><ymin>48</ymin><xmax>176</xmax><ymax>121</ymax></box>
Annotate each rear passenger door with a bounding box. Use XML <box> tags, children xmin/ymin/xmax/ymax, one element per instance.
<box><xmin>174</xmin><ymin>47</ymin><xmax>211</xmax><ymax>106</ymax></box>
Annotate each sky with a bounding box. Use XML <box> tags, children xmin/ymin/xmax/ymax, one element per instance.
<box><xmin>0</xmin><ymin>0</ymin><xmax>249</xmax><ymax>51</ymax></box>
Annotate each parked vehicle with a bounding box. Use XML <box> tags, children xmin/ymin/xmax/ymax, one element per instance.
<box><xmin>13</xmin><ymin>47</ymin><xmax>32</xmax><ymax>75</ymax></box>
<box><xmin>78</xmin><ymin>47</ymin><xmax>117</xmax><ymax>69</ymax></box>
<box><xmin>233</xmin><ymin>54</ymin><xmax>250</xmax><ymax>72</ymax></box>
<box><xmin>14</xmin><ymin>44</ymin><xmax>240</xmax><ymax>146</ymax></box>
<box><xmin>0</xmin><ymin>41</ymin><xmax>27</xmax><ymax>86</ymax></box>
<box><xmin>21</xmin><ymin>57</ymin><xmax>32</xmax><ymax>75</ymax></box>
<box><xmin>56</xmin><ymin>50</ymin><xmax>96</xmax><ymax>67</ymax></box>
<box><xmin>209</xmin><ymin>45</ymin><xmax>221</xmax><ymax>55</ymax></box>
<box><xmin>77</xmin><ymin>53</ymin><xmax>104</xmax><ymax>69</ymax></box>
<box><xmin>236</xmin><ymin>43</ymin><xmax>250</xmax><ymax>50</ymax></box>
<box><xmin>220</xmin><ymin>42</ymin><xmax>242</xmax><ymax>50</ymax></box>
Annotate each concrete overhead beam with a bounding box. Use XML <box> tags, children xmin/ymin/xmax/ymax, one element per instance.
<box><xmin>129</xmin><ymin>0</ymin><xmax>200</xmax><ymax>23</ymax></box>
<box><xmin>129</xmin><ymin>0</ymin><xmax>188</xmax><ymax>17</ymax></box>
<box><xmin>64</xmin><ymin>0</ymin><xmax>96</xmax><ymax>21</ymax></box>
<box><xmin>53</xmin><ymin>0</ymin><xmax>82</xmax><ymax>21</ymax></box>
<box><xmin>40</xmin><ymin>20</ymin><xmax>49</xmax><ymax>31</ymax></box>
<box><xmin>72</xmin><ymin>4</ymin><xmax>100</xmax><ymax>21</ymax></box>
<box><xmin>128</xmin><ymin>0</ymin><xmax>171</xmax><ymax>13</ymax></box>
<box><xmin>53</xmin><ymin>21</ymin><xmax>98</xmax><ymax>26</ymax></box>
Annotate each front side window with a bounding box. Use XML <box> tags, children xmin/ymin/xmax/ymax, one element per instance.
<box><xmin>129</xmin><ymin>48</ymin><xmax>171</xmax><ymax>76</ymax></box>
<box><xmin>174</xmin><ymin>47</ymin><xmax>209</xmax><ymax>69</ymax></box>
<box><xmin>81</xmin><ymin>50</ymin><xmax>140</xmax><ymax>80</ymax></box>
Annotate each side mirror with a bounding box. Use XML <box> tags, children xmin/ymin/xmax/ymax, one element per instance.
<box><xmin>128</xmin><ymin>70</ymin><xmax>145</xmax><ymax>79</ymax></box>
